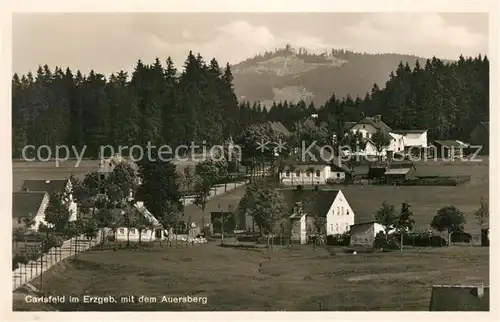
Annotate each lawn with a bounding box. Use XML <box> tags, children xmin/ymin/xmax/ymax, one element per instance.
<box><xmin>13</xmin><ymin>242</ymin><xmax>489</xmax><ymax>311</ymax></box>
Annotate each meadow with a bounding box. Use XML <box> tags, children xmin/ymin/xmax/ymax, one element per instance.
<box><xmin>13</xmin><ymin>242</ymin><xmax>489</xmax><ymax>311</ymax></box>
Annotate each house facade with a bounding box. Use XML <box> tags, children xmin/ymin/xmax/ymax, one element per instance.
<box><xmin>114</xmin><ymin>202</ymin><xmax>165</xmax><ymax>242</ymax></box>
<box><xmin>279</xmin><ymin>188</ymin><xmax>356</xmax><ymax>243</ymax></box>
<box><xmin>349</xmin><ymin>221</ymin><xmax>386</xmax><ymax>247</ymax></box>
<box><xmin>280</xmin><ymin>145</ymin><xmax>347</xmax><ymax>185</ymax></box>
<box><xmin>325</xmin><ymin>190</ymin><xmax>355</xmax><ymax>235</ymax></box>
<box><xmin>13</xmin><ymin>191</ymin><xmax>50</xmax><ymax>231</ymax></box>
<box><xmin>21</xmin><ymin>179</ymin><xmax>78</xmax><ymax>223</ymax></box>
<box><xmin>280</xmin><ymin>164</ymin><xmax>345</xmax><ymax>185</ymax></box>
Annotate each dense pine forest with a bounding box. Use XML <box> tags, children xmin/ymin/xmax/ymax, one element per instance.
<box><xmin>12</xmin><ymin>49</ymin><xmax>489</xmax><ymax>158</ymax></box>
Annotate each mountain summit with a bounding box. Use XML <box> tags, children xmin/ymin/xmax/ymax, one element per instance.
<box><xmin>231</xmin><ymin>46</ymin><xmax>429</xmax><ymax>106</ymax></box>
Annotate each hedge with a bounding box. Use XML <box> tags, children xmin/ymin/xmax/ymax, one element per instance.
<box><xmin>400</xmin><ymin>175</ymin><xmax>471</xmax><ymax>186</ymax></box>
<box><xmin>326</xmin><ymin>233</ymin><xmax>350</xmax><ymax>246</ymax></box>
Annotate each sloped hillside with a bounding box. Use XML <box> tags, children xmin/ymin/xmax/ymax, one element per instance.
<box><xmin>231</xmin><ymin>47</ymin><xmax>430</xmax><ymax>106</ymax></box>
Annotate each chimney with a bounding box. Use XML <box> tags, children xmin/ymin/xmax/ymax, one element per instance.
<box><xmin>374</xmin><ymin>115</ymin><xmax>382</xmax><ymax>123</ymax></box>
<box><xmin>477</xmin><ymin>283</ymin><xmax>484</xmax><ymax>298</ymax></box>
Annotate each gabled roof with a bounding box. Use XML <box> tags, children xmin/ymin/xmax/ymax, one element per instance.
<box><xmin>350</xmin><ymin>221</ymin><xmax>376</xmax><ymax>228</ymax></box>
<box><xmin>433</xmin><ymin>140</ymin><xmax>467</xmax><ymax>148</ymax></box>
<box><xmin>278</xmin><ymin>188</ymin><xmax>340</xmax><ymax>218</ymax></box>
<box><xmin>343</xmin><ymin>122</ymin><xmax>356</xmax><ymax>132</ymax></box>
<box><xmin>134</xmin><ymin>202</ymin><xmax>161</xmax><ymax>227</ymax></box>
<box><xmin>13</xmin><ymin>191</ymin><xmax>47</xmax><ymax>219</ymax></box>
<box><xmin>356</xmin><ymin>116</ymin><xmax>392</xmax><ymax>133</ymax></box>
<box><xmin>429</xmin><ymin>285</ymin><xmax>489</xmax><ymax>311</ymax></box>
<box><xmin>385</xmin><ymin>168</ymin><xmax>412</xmax><ymax>175</ymax></box>
<box><xmin>21</xmin><ymin>179</ymin><xmax>68</xmax><ymax>196</ymax></box>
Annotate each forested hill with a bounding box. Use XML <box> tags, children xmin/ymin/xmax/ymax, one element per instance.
<box><xmin>231</xmin><ymin>46</ymin><xmax>433</xmax><ymax>106</ymax></box>
<box><xmin>12</xmin><ymin>50</ymin><xmax>488</xmax><ymax>159</ymax></box>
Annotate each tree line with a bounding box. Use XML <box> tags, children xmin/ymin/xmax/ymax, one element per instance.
<box><xmin>12</xmin><ymin>50</ymin><xmax>488</xmax><ymax>159</ymax></box>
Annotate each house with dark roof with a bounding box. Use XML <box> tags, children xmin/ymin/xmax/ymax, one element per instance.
<box><xmin>21</xmin><ymin>179</ymin><xmax>78</xmax><ymax>224</ymax></box>
<box><xmin>470</xmin><ymin>121</ymin><xmax>489</xmax><ymax>155</ymax></box>
<box><xmin>12</xmin><ymin>191</ymin><xmax>50</xmax><ymax>230</ymax></box>
<box><xmin>278</xmin><ymin>188</ymin><xmax>355</xmax><ymax>243</ymax></box>
<box><xmin>183</xmin><ymin>185</ymin><xmax>249</xmax><ymax>234</ymax></box>
<box><xmin>279</xmin><ymin>144</ymin><xmax>348</xmax><ymax>185</ymax></box>
<box><xmin>429</xmin><ymin>284</ymin><xmax>489</xmax><ymax>311</ymax></box>
<box><xmin>349</xmin><ymin>221</ymin><xmax>386</xmax><ymax>247</ymax></box>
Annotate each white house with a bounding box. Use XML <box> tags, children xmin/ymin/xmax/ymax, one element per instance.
<box><xmin>396</xmin><ymin>130</ymin><xmax>428</xmax><ymax>152</ymax></box>
<box><xmin>114</xmin><ymin>201</ymin><xmax>166</xmax><ymax>242</ymax></box>
<box><xmin>280</xmin><ymin>188</ymin><xmax>356</xmax><ymax>244</ymax></box>
<box><xmin>279</xmin><ymin>164</ymin><xmax>346</xmax><ymax>185</ymax></box>
<box><xmin>279</xmin><ymin>145</ymin><xmax>347</xmax><ymax>185</ymax></box>
<box><xmin>21</xmin><ymin>179</ymin><xmax>78</xmax><ymax>223</ymax></box>
<box><xmin>13</xmin><ymin>191</ymin><xmax>50</xmax><ymax>231</ymax></box>
<box><xmin>325</xmin><ymin>190</ymin><xmax>355</xmax><ymax>236</ymax></box>
<box><xmin>347</xmin><ymin>116</ymin><xmax>427</xmax><ymax>156</ymax></box>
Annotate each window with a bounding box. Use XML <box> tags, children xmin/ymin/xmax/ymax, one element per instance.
<box><xmin>330</xmin><ymin>224</ymin><xmax>333</xmax><ymax>232</ymax></box>
<box><xmin>362</xmin><ymin>125</ymin><xmax>365</xmax><ymax>129</ymax></box>
<box><xmin>345</xmin><ymin>224</ymin><xmax>349</xmax><ymax>231</ymax></box>
<box><xmin>336</xmin><ymin>173</ymin><xmax>340</xmax><ymax>178</ymax></box>
<box><xmin>336</xmin><ymin>223</ymin><xmax>339</xmax><ymax>232</ymax></box>
<box><xmin>315</xmin><ymin>170</ymin><xmax>320</xmax><ymax>177</ymax></box>
<box><xmin>347</xmin><ymin>209</ymin><xmax>350</xmax><ymax>215</ymax></box>
<box><xmin>119</xmin><ymin>228</ymin><xmax>125</xmax><ymax>234</ymax></box>
<box><xmin>337</xmin><ymin>207</ymin><xmax>340</xmax><ymax>215</ymax></box>
<box><xmin>130</xmin><ymin>228</ymin><xmax>136</xmax><ymax>234</ymax></box>
<box><xmin>342</xmin><ymin>207</ymin><xmax>344</xmax><ymax>215</ymax></box>
<box><xmin>285</xmin><ymin>170</ymin><xmax>290</xmax><ymax>177</ymax></box>
<box><xmin>295</xmin><ymin>170</ymin><xmax>301</xmax><ymax>177</ymax></box>
<box><xmin>99</xmin><ymin>174</ymin><xmax>105</xmax><ymax>180</ymax></box>
<box><xmin>306</xmin><ymin>171</ymin><xmax>311</xmax><ymax>177</ymax></box>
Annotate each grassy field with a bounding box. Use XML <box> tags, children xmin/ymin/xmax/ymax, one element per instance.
<box><xmin>13</xmin><ymin>242</ymin><xmax>489</xmax><ymax>311</ymax></box>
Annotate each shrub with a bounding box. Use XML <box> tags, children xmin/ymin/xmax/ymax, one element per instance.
<box><xmin>373</xmin><ymin>232</ymin><xmax>400</xmax><ymax>250</ymax></box>
<box><xmin>400</xmin><ymin>175</ymin><xmax>471</xmax><ymax>186</ymax></box>
<box><xmin>326</xmin><ymin>233</ymin><xmax>350</xmax><ymax>246</ymax></box>
<box><xmin>451</xmin><ymin>232</ymin><xmax>472</xmax><ymax>243</ymax></box>
<box><xmin>392</xmin><ymin>232</ymin><xmax>447</xmax><ymax>247</ymax></box>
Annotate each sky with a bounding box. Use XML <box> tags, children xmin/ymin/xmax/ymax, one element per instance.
<box><xmin>12</xmin><ymin>12</ymin><xmax>489</xmax><ymax>76</ymax></box>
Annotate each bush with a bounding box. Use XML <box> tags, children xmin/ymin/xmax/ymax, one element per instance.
<box><xmin>400</xmin><ymin>175</ymin><xmax>471</xmax><ymax>186</ymax></box>
<box><xmin>451</xmin><ymin>232</ymin><xmax>472</xmax><ymax>243</ymax></box>
<box><xmin>373</xmin><ymin>232</ymin><xmax>400</xmax><ymax>250</ymax></box>
<box><xmin>326</xmin><ymin>178</ymin><xmax>343</xmax><ymax>185</ymax></box>
<box><xmin>392</xmin><ymin>232</ymin><xmax>447</xmax><ymax>247</ymax></box>
<box><xmin>326</xmin><ymin>233</ymin><xmax>350</xmax><ymax>246</ymax></box>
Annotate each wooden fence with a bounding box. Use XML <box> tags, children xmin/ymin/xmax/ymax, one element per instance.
<box><xmin>12</xmin><ymin>229</ymin><xmax>105</xmax><ymax>291</ymax></box>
